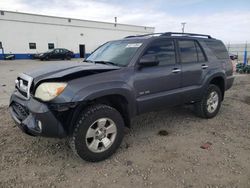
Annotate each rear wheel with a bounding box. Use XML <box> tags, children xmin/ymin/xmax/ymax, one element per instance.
<box><xmin>70</xmin><ymin>104</ymin><xmax>124</xmax><ymax>162</ymax></box>
<box><xmin>66</xmin><ymin>55</ymin><xmax>71</xmax><ymax>60</ymax></box>
<box><xmin>194</xmin><ymin>84</ymin><xmax>222</xmax><ymax>118</ymax></box>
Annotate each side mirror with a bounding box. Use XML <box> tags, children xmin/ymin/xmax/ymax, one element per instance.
<box><xmin>138</xmin><ymin>54</ymin><xmax>159</xmax><ymax>67</ymax></box>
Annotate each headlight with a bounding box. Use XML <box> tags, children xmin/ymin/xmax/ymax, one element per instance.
<box><xmin>35</xmin><ymin>82</ymin><xmax>67</xmax><ymax>101</ymax></box>
<box><xmin>39</xmin><ymin>53</ymin><xmax>44</xmax><ymax>56</ymax></box>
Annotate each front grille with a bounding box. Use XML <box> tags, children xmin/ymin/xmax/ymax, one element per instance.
<box><xmin>12</xmin><ymin>102</ymin><xmax>29</xmax><ymax>121</ymax></box>
<box><xmin>15</xmin><ymin>73</ymin><xmax>33</xmax><ymax>100</ymax></box>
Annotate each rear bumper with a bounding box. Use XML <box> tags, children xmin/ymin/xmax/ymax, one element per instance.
<box><xmin>9</xmin><ymin>91</ymin><xmax>67</xmax><ymax>138</ymax></box>
<box><xmin>226</xmin><ymin>75</ymin><xmax>235</xmax><ymax>90</ymax></box>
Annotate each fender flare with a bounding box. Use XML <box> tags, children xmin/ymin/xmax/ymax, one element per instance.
<box><xmin>71</xmin><ymin>82</ymin><xmax>137</xmax><ymax>117</ymax></box>
<box><xmin>203</xmin><ymin>72</ymin><xmax>226</xmax><ymax>90</ymax></box>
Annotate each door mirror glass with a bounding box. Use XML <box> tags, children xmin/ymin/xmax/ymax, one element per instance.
<box><xmin>139</xmin><ymin>54</ymin><xmax>159</xmax><ymax>67</ymax></box>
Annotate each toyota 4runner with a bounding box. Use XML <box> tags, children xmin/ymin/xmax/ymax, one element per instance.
<box><xmin>9</xmin><ymin>32</ymin><xmax>234</xmax><ymax>162</ymax></box>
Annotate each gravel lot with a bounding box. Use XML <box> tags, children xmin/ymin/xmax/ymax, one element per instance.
<box><xmin>0</xmin><ymin>60</ymin><xmax>250</xmax><ymax>188</ymax></box>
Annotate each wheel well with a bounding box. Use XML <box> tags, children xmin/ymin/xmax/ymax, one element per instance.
<box><xmin>67</xmin><ymin>95</ymin><xmax>131</xmax><ymax>135</ymax></box>
<box><xmin>210</xmin><ymin>77</ymin><xmax>225</xmax><ymax>100</ymax></box>
<box><xmin>90</xmin><ymin>95</ymin><xmax>131</xmax><ymax>128</ymax></box>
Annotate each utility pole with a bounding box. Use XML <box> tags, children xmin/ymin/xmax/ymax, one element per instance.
<box><xmin>181</xmin><ymin>22</ymin><xmax>186</xmax><ymax>33</ymax></box>
<box><xmin>114</xmin><ymin>17</ymin><xmax>117</xmax><ymax>27</ymax></box>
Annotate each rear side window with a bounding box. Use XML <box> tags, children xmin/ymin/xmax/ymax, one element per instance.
<box><xmin>205</xmin><ymin>40</ymin><xmax>229</xmax><ymax>59</ymax></box>
<box><xmin>143</xmin><ymin>40</ymin><xmax>176</xmax><ymax>66</ymax></box>
<box><xmin>178</xmin><ymin>40</ymin><xmax>206</xmax><ymax>63</ymax></box>
<box><xmin>178</xmin><ymin>40</ymin><xmax>197</xmax><ymax>63</ymax></box>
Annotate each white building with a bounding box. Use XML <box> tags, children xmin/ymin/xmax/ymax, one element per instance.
<box><xmin>0</xmin><ymin>10</ymin><xmax>154</xmax><ymax>59</ymax></box>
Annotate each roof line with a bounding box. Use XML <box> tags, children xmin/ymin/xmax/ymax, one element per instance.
<box><xmin>0</xmin><ymin>18</ymin><xmax>154</xmax><ymax>34</ymax></box>
<box><xmin>0</xmin><ymin>10</ymin><xmax>155</xmax><ymax>29</ymax></box>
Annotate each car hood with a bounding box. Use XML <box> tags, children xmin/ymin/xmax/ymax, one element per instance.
<box><xmin>24</xmin><ymin>61</ymin><xmax>120</xmax><ymax>85</ymax></box>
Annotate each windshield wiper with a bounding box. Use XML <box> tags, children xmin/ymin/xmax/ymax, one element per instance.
<box><xmin>84</xmin><ymin>60</ymin><xmax>123</xmax><ymax>67</ymax></box>
<box><xmin>84</xmin><ymin>60</ymin><xmax>95</xmax><ymax>63</ymax></box>
<box><xmin>93</xmin><ymin>61</ymin><xmax>118</xmax><ymax>66</ymax></box>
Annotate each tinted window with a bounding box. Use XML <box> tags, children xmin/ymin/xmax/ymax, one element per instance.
<box><xmin>143</xmin><ymin>40</ymin><xmax>176</xmax><ymax>65</ymax></box>
<box><xmin>54</xmin><ymin>49</ymin><xmax>60</xmax><ymax>53</ymax></box>
<box><xmin>205</xmin><ymin>40</ymin><xmax>229</xmax><ymax>59</ymax></box>
<box><xmin>195</xmin><ymin>42</ymin><xmax>206</xmax><ymax>62</ymax></box>
<box><xmin>87</xmin><ymin>40</ymin><xmax>142</xmax><ymax>67</ymax></box>
<box><xmin>48</xmin><ymin>43</ymin><xmax>54</xmax><ymax>50</ymax></box>
<box><xmin>178</xmin><ymin>40</ymin><xmax>197</xmax><ymax>63</ymax></box>
<box><xmin>29</xmin><ymin>43</ymin><xmax>36</xmax><ymax>49</ymax></box>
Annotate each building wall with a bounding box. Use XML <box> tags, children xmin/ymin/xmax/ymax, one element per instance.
<box><xmin>0</xmin><ymin>11</ymin><xmax>154</xmax><ymax>59</ymax></box>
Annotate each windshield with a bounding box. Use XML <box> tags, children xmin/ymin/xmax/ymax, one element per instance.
<box><xmin>86</xmin><ymin>40</ymin><xmax>143</xmax><ymax>66</ymax></box>
<box><xmin>45</xmin><ymin>49</ymin><xmax>54</xmax><ymax>53</ymax></box>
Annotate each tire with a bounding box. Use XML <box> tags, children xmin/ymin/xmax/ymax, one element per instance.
<box><xmin>66</xmin><ymin>55</ymin><xmax>71</xmax><ymax>60</ymax></box>
<box><xmin>70</xmin><ymin>104</ymin><xmax>125</xmax><ymax>162</ymax></box>
<box><xmin>194</xmin><ymin>84</ymin><xmax>222</xmax><ymax>118</ymax></box>
<box><xmin>44</xmin><ymin>56</ymin><xmax>49</xmax><ymax>61</ymax></box>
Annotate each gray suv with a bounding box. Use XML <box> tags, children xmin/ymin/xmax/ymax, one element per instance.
<box><xmin>9</xmin><ymin>32</ymin><xmax>234</xmax><ymax>162</ymax></box>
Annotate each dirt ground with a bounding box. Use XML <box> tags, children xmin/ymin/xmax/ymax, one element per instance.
<box><xmin>0</xmin><ymin>60</ymin><xmax>250</xmax><ymax>188</ymax></box>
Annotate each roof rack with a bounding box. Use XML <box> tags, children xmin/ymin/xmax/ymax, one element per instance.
<box><xmin>124</xmin><ymin>32</ymin><xmax>212</xmax><ymax>39</ymax></box>
<box><xmin>161</xmin><ymin>32</ymin><xmax>212</xmax><ymax>39</ymax></box>
<box><xmin>124</xmin><ymin>33</ymin><xmax>164</xmax><ymax>38</ymax></box>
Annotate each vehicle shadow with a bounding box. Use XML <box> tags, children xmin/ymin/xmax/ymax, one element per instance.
<box><xmin>130</xmin><ymin>105</ymin><xmax>197</xmax><ymax>134</ymax></box>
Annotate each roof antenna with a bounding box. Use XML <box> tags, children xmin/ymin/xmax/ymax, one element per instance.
<box><xmin>181</xmin><ymin>22</ymin><xmax>186</xmax><ymax>33</ymax></box>
<box><xmin>114</xmin><ymin>17</ymin><xmax>117</xmax><ymax>27</ymax></box>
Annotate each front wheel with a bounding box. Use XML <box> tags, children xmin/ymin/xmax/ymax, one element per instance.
<box><xmin>41</xmin><ymin>56</ymin><xmax>49</xmax><ymax>61</ymax></box>
<box><xmin>194</xmin><ymin>84</ymin><xmax>222</xmax><ymax>118</ymax></box>
<box><xmin>70</xmin><ymin>104</ymin><xmax>125</xmax><ymax>162</ymax></box>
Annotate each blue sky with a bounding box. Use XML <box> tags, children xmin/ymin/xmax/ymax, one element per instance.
<box><xmin>1</xmin><ymin>0</ymin><xmax>250</xmax><ymax>43</ymax></box>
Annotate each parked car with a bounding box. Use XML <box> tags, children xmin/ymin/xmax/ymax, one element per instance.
<box><xmin>229</xmin><ymin>53</ymin><xmax>238</xmax><ymax>60</ymax></box>
<box><xmin>37</xmin><ymin>48</ymin><xmax>74</xmax><ymax>60</ymax></box>
<box><xmin>9</xmin><ymin>32</ymin><xmax>234</xmax><ymax>162</ymax></box>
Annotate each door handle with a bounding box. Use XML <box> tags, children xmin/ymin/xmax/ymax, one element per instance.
<box><xmin>201</xmin><ymin>64</ymin><xmax>208</xmax><ymax>69</ymax></box>
<box><xmin>172</xmin><ymin>68</ymin><xmax>181</xmax><ymax>73</ymax></box>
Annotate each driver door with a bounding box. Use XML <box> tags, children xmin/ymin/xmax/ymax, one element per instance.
<box><xmin>50</xmin><ymin>49</ymin><xmax>60</xmax><ymax>59</ymax></box>
<box><xmin>134</xmin><ymin>39</ymin><xmax>182</xmax><ymax>114</ymax></box>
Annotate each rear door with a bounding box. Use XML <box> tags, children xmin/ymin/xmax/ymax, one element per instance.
<box><xmin>59</xmin><ymin>49</ymin><xmax>66</xmax><ymax>59</ymax></box>
<box><xmin>134</xmin><ymin>39</ymin><xmax>182</xmax><ymax>113</ymax></box>
<box><xmin>50</xmin><ymin>49</ymin><xmax>60</xmax><ymax>59</ymax></box>
<box><xmin>177</xmin><ymin>39</ymin><xmax>208</xmax><ymax>102</ymax></box>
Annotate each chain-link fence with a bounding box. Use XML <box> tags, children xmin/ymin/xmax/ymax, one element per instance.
<box><xmin>226</xmin><ymin>43</ymin><xmax>249</xmax><ymax>63</ymax></box>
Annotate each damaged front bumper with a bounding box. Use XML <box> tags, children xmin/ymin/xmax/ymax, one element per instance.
<box><xmin>9</xmin><ymin>91</ymin><xmax>67</xmax><ymax>138</ymax></box>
